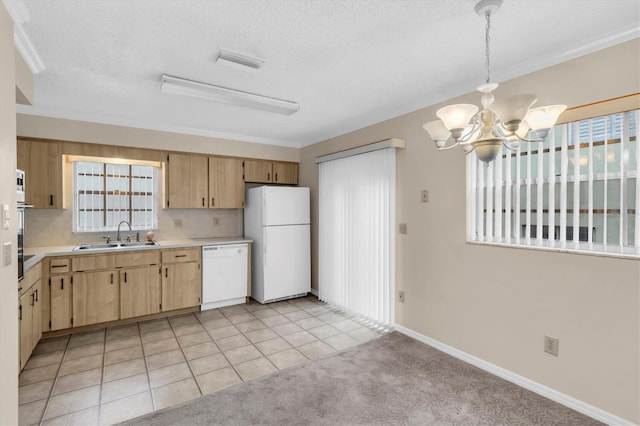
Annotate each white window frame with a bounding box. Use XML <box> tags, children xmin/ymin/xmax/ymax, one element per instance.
<box><xmin>72</xmin><ymin>157</ymin><xmax>160</xmax><ymax>233</ymax></box>
<box><xmin>467</xmin><ymin>109</ymin><xmax>639</xmax><ymax>258</ymax></box>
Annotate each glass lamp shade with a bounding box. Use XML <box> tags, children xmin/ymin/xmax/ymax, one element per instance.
<box><xmin>490</xmin><ymin>94</ymin><xmax>537</xmax><ymax>125</ymax></box>
<box><xmin>472</xmin><ymin>139</ymin><xmax>503</xmax><ymax>163</ymax></box>
<box><xmin>524</xmin><ymin>105</ymin><xmax>568</xmax><ymax>130</ymax></box>
<box><xmin>436</xmin><ymin>104</ymin><xmax>479</xmax><ymax>131</ymax></box>
<box><xmin>422</xmin><ymin>120</ymin><xmax>451</xmax><ymax>147</ymax></box>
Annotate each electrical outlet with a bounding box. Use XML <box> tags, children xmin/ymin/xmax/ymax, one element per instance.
<box><xmin>213</xmin><ymin>217</ymin><xmax>220</xmax><ymax>226</ymax></box>
<box><xmin>398</xmin><ymin>290</ymin><xmax>405</xmax><ymax>303</ymax></box>
<box><xmin>544</xmin><ymin>335</ymin><xmax>559</xmax><ymax>356</ymax></box>
<box><xmin>421</xmin><ymin>190</ymin><xmax>429</xmax><ymax>203</ymax></box>
<box><xmin>399</xmin><ymin>223</ymin><xmax>407</xmax><ymax>234</ymax></box>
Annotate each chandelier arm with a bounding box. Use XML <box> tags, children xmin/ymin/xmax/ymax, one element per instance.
<box><xmin>509</xmin><ymin>131</ymin><xmax>543</xmax><ymax>143</ymax></box>
<box><xmin>456</xmin><ymin>120</ymin><xmax>481</xmax><ymax>143</ymax></box>
<box><xmin>501</xmin><ymin>140</ymin><xmax>518</xmax><ymax>151</ymax></box>
<box><xmin>437</xmin><ymin>141</ymin><xmax>461</xmax><ymax>151</ymax></box>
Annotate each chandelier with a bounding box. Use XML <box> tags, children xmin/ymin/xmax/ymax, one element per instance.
<box><xmin>422</xmin><ymin>0</ymin><xmax>567</xmax><ymax>163</ymax></box>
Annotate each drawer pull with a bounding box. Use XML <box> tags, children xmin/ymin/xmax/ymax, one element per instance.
<box><xmin>52</xmin><ymin>264</ymin><xmax>67</xmax><ymax>268</ymax></box>
<box><xmin>175</xmin><ymin>254</ymin><xmax>187</xmax><ymax>258</ymax></box>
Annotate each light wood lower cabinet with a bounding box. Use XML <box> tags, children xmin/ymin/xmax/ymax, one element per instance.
<box><xmin>72</xmin><ymin>271</ymin><xmax>120</xmax><ymax>327</ymax></box>
<box><xmin>50</xmin><ymin>274</ymin><xmax>72</xmax><ymax>331</ymax></box>
<box><xmin>162</xmin><ymin>262</ymin><xmax>201</xmax><ymax>311</ymax></box>
<box><xmin>120</xmin><ymin>266</ymin><xmax>162</xmax><ymax>319</ymax></box>
<box><xmin>19</xmin><ymin>277</ymin><xmax>42</xmax><ymax>370</ymax></box>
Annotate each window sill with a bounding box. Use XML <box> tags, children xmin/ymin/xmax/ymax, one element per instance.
<box><xmin>467</xmin><ymin>239</ymin><xmax>640</xmax><ymax>261</ymax></box>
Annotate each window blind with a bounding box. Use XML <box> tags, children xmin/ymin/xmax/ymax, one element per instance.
<box><xmin>318</xmin><ymin>148</ymin><xmax>395</xmax><ymax>329</ymax></box>
<box><xmin>469</xmin><ymin>109</ymin><xmax>639</xmax><ymax>255</ymax></box>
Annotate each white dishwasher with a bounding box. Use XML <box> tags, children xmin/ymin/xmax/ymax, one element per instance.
<box><xmin>201</xmin><ymin>244</ymin><xmax>248</xmax><ymax>310</ymax></box>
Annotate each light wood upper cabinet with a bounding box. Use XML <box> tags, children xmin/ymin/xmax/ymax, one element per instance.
<box><xmin>72</xmin><ymin>271</ymin><xmax>120</xmax><ymax>327</ymax></box>
<box><xmin>120</xmin><ymin>266</ymin><xmax>161</xmax><ymax>319</ymax></box>
<box><xmin>244</xmin><ymin>160</ymin><xmax>298</xmax><ymax>185</ymax></box>
<box><xmin>209</xmin><ymin>157</ymin><xmax>244</xmax><ymax>208</ymax></box>
<box><xmin>17</xmin><ymin>139</ymin><xmax>63</xmax><ymax>208</ymax></box>
<box><xmin>273</xmin><ymin>162</ymin><xmax>298</xmax><ymax>184</ymax></box>
<box><xmin>244</xmin><ymin>159</ymin><xmax>273</xmax><ymax>183</ymax></box>
<box><xmin>166</xmin><ymin>153</ymin><xmax>209</xmax><ymax>208</ymax></box>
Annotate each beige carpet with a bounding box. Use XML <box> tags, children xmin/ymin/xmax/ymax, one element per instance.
<box><xmin>122</xmin><ymin>332</ymin><xmax>602</xmax><ymax>425</ymax></box>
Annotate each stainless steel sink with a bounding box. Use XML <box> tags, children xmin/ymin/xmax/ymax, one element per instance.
<box><xmin>72</xmin><ymin>241</ymin><xmax>160</xmax><ymax>251</ymax></box>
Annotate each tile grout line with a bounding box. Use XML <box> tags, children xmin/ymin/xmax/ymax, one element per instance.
<box><xmin>36</xmin><ymin>335</ymin><xmax>71</xmax><ymax>426</ymax></box>
<box><xmin>167</xmin><ymin>314</ymin><xmax>206</xmax><ymax>397</ymax></box>
<box><xmin>97</xmin><ymin>329</ymin><xmax>107</xmax><ymax>425</ymax></box>
<box><xmin>138</xmin><ymin>320</ymin><xmax>158</xmax><ymax>413</ymax></box>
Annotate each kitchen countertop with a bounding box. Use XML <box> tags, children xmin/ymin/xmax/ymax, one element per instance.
<box><xmin>22</xmin><ymin>237</ymin><xmax>252</xmax><ymax>275</ymax></box>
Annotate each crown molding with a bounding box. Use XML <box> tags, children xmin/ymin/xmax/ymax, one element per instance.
<box><xmin>3</xmin><ymin>0</ymin><xmax>45</xmax><ymax>74</ymax></box>
<box><xmin>16</xmin><ymin>104</ymin><xmax>303</xmax><ymax>148</ymax></box>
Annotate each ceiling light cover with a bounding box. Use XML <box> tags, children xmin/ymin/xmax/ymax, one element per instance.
<box><xmin>216</xmin><ymin>48</ymin><xmax>265</xmax><ymax>73</ymax></box>
<box><xmin>160</xmin><ymin>74</ymin><xmax>299</xmax><ymax>115</ymax></box>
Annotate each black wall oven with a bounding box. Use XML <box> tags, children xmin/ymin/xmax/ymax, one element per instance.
<box><xmin>18</xmin><ymin>206</ymin><xmax>25</xmax><ymax>280</ymax></box>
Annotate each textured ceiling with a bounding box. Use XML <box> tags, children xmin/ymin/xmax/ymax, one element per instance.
<box><xmin>14</xmin><ymin>0</ymin><xmax>640</xmax><ymax>148</ymax></box>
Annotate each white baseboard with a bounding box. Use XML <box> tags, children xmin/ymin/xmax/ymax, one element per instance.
<box><xmin>394</xmin><ymin>325</ymin><xmax>634</xmax><ymax>426</ymax></box>
<box><xmin>310</xmin><ymin>288</ymin><xmax>319</xmax><ymax>297</ymax></box>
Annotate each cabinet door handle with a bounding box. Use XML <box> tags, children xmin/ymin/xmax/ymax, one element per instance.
<box><xmin>50</xmin><ymin>195</ymin><xmax>54</xmax><ymax>206</ymax></box>
<box><xmin>30</xmin><ymin>293</ymin><xmax>35</xmax><ymax>306</ymax></box>
<box><xmin>275</xmin><ymin>173</ymin><xmax>278</xmax><ymax>181</ymax></box>
<box><xmin>124</xmin><ymin>272</ymin><xmax>127</xmax><ymax>283</ymax></box>
<box><xmin>61</xmin><ymin>278</ymin><xmax>64</xmax><ymax>290</ymax></box>
<box><xmin>211</xmin><ymin>197</ymin><xmax>214</xmax><ymax>207</ymax></box>
<box><xmin>202</xmin><ymin>197</ymin><xmax>205</xmax><ymax>207</ymax></box>
<box><xmin>110</xmin><ymin>273</ymin><xmax>114</xmax><ymax>284</ymax></box>
<box><xmin>34</xmin><ymin>289</ymin><xmax>38</xmax><ymax>302</ymax></box>
<box><xmin>19</xmin><ymin>305</ymin><xmax>22</xmax><ymax>320</ymax></box>
<box><xmin>267</xmin><ymin>172</ymin><xmax>270</xmax><ymax>181</ymax></box>
<box><xmin>165</xmin><ymin>267</ymin><xmax>168</xmax><ymax>278</ymax></box>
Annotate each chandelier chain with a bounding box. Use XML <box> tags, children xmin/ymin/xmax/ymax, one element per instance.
<box><xmin>485</xmin><ymin>12</ymin><xmax>491</xmax><ymax>84</ymax></box>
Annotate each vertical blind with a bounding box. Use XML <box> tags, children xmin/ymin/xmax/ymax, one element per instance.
<box><xmin>469</xmin><ymin>109</ymin><xmax>639</xmax><ymax>255</ymax></box>
<box><xmin>318</xmin><ymin>148</ymin><xmax>395</xmax><ymax>329</ymax></box>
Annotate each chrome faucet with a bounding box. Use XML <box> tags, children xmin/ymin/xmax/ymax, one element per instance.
<box><xmin>116</xmin><ymin>221</ymin><xmax>132</xmax><ymax>242</ymax></box>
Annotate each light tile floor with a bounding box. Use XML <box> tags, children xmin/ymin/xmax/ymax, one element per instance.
<box><xmin>19</xmin><ymin>295</ymin><xmax>384</xmax><ymax>425</ymax></box>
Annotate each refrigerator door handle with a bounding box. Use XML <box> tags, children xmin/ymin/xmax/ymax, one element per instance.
<box><xmin>263</xmin><ymin>230</ymin><xmax>267</xmax><ymax>269</ymax></box>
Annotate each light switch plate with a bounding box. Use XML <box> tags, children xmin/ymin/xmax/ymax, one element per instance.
<box><xmin>2</xmin><ymin>242</ymin><xmax>11</xmax><ymax>267</ymax></box>
<box><xmin>399</xmin><ymin>223</ymin><xmax>407</xmax><ymax>234</ymax></box>
<box><xmin>1</xmin><ymin>204</ymin><xmax>9</xmax><ymax>230</ymax></box>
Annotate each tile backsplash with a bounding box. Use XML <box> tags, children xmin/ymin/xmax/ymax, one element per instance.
<box><xmin>24</xmin><ymin>208</ymin><xmax>243</xmax><ymax>247</ymax></box>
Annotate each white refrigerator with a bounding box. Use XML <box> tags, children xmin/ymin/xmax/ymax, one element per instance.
<box><xmin>244</xmin><ymin>186</ymin><xmax>311</xmax><ymax>304</ymax></box>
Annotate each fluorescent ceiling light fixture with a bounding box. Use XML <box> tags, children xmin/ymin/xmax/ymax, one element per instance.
<box><xmin>216</xmin><ymin>48</ymin><xmax>265</xmax><ymax>73</ymax></box>
<box><xmin>160</xmin><ymin>74</ymin><xmax>299</xmax><ymax>115</ymax></box>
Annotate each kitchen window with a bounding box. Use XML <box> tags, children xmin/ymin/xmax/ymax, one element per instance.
<box><xmin>468</xmin><ymin>109</ymin><xmax>639</xmax><ymax>256</ymax></box>
<box><xmin>72</xmin><ymin>158</ymin><xmax>160</xmax><ymax>233</ymax></box>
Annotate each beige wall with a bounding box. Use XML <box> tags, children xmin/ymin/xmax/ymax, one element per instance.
<box><xmin>15</xmin><ymin>48</ymin><xmax>33</xmax><ymax>105</ymax></box>
<box><xmin>300</xmin><ymin>39</ymin><xmax>640</xmax><ymax>423</ymax></box>
<box><xmin>0</xmin><ymin>3</ymin><xmax>19</xmax><ymax>425</ymax></box>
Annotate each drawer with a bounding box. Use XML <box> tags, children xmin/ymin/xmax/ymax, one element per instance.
<box><xmin>50</xmin><ymin>258</ymin><xmax>70</xmax><ymax>274</ymax></box>
<box><xmin>115</xmin><ymin>251</ymin><xmax>160</xmax><ymax>268</ymax></box>
<box><xmin>161</xmin><ymin>248</ymin><xmax>200</xmax><ymax>263</ymax></box>
<box><xmin>72</xmin><ymin>254</ymin><xmax>116</xmax><ymax>272</ymax></box>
